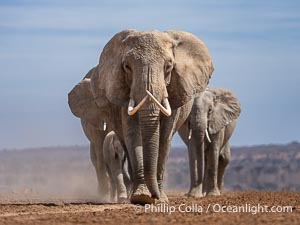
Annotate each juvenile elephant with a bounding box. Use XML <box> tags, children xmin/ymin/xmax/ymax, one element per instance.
<box><xmin>103</xmin><ymin>131</ymin><xmax>131</xmax><ymax>203</ymax></box>
<box><xmin>68</xmin><ymin>30</ymin><xmax>214</xmax><ymax>204</ymax></box>
<box><xmin>179</xmin><ymin>88</ymin><xmax>241</xmax><ymax>197</ymax></box>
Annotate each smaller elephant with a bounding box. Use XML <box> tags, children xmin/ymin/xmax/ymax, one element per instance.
<box><xmin>179</xmin><ymin>88</ymin><xmax>241</xmax><ymax>197</ymax></box>
<box><xmin>70</xmin><ymin>73</ymin><xmax>112</xmax><ymax>202</ymax></box>
<box><xmin>103</xmin><ymin>131</ymin><xmax>131</xmax><ymax>203</ymax></box>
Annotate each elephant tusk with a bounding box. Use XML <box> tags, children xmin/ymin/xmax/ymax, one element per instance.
<box><xmin>188</xmin><ymin>129</ymin><xmax>192</xmax><ymax>140</ymax></box>
<box><xmin>103</xmin><ymin>122</ymin><xmax>106</xmax><ymax>131</ymax></box>
<box><xmin>127</xmin><ymin>95</ymin><xmax>148</xmax><ymax>116</ymax></box>
<box><xmin>146</xmin><ymin>90</ymin><xmax>172</xmax><ymax>117</ymax></box>
<box><xmin>162</xmin><ymin>98</ymin><xmax>172</xmax><ymax>116</ymax></box>
<box><xmin>205</xmin><ymin>129</ymin><xmax>211</xmax><ymax>143</ymax></box>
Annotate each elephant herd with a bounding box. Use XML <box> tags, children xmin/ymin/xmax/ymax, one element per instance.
<box><xmin>68</xmin><ymin>29</ymin><xmax>241</xmax><ymax>204</ymax></box>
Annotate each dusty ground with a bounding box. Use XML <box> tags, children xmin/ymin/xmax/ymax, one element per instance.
<box><xmin>0</xmin><ymin>191</ymin><xmax>299</xmax><ymax>225</ymax></box>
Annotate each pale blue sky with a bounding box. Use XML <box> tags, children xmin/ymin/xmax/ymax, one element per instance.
<box><xmin>0</xmin><ymin>0</ymin><xmax>299</xmax><ymax>149</ymax></box>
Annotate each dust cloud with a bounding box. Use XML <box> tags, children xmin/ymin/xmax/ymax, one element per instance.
<box><xmin>0</xmin><ymin>146</ymin><xmax>102</xmax><ymax>202</ymax></box>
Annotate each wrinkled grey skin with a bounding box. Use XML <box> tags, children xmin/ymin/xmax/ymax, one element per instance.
<box><xmin>68</xmin><ymin>30</ymin><xmax>214</xmax><ymax>204</ymax></box>
<box><xmin>179</xmin><ymin>88</ymin><xmax>241</xmax><ymax>197</ymax></box>
<box><xmin>103</xmin><ymin>131</ymin><xmax>131</xmax><ymax>203</ymax></box>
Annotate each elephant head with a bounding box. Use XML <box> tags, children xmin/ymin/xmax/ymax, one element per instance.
<box><xmin>190</xmin><ymin>88</ymin><xmax>241</xmax><ymax>140</ymax></box>
<box><xmin>70</xmin><ymin>30</ymin><xmax>214</xmax><ymax>200</ymax></box>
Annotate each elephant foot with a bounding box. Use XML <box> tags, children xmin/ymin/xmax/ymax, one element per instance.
<box><xmin>156</xmin><ymin>190</ymin><xmax>169</xmax><ymax>204</ymax></box>
<box><xmin>186</xmin><ymin>187</ymin><xmax>203</xmax><ymax>198</ymax></box>
<box><xmin>130</xmin><ymin>184</ymin><xmax>156</xmax><ymax>205</ymax></box>
<box><xmin>206</xmin><ymin>188</ymin><xmax>220</xmax><ymax>197</ymax></box>
<box><xmin>218</xmin><ymin>183</ymin><xmax>224</xmax><ymax>192</ymax></box>
<box><xmin>117</xmin><ymin>192</ymin><xmax>128</xmax><ymax>203</ymax></box>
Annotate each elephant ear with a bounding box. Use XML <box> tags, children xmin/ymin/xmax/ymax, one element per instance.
<box><xmin>208</xmin><ymin>88</ymin><xmax>241</xmax><ymax>134</ymax></box>
<box><xmin>68</xmin><ymin>67</ymin><xmax>104</xmax><ymax>129</ymax></box>
<box><xmin>90</xmin><ymin>29</ymin><xmax>137</xmax><ymax>108</ymax></box>
<box><xmin>166</xmin><ymin>30</ymin><xmax>214</xmax><ymax>109</ymax></box>
<box><xmin>112</xmin><ymin>133</ymin><xmax>123</xmax><ymax>158</ymax></box>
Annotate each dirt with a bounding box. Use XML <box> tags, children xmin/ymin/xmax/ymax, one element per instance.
<box><xmin>0</xmin><ymin>191</ymin><xmax>299</xmax><ymax>225</ymax></box>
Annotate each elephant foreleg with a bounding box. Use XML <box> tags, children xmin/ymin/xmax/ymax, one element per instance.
<box><xmin>178</xmin><ymin>122</ymin><xmax>196</xmax><ymax>196</ymax></box>
<box><xmin>122</xmin><ymin>158</ymin><xmax>132</xmax><ymax>196</ymax></box>
<box><xmin>106</xmin><ymin>164</ymin><xmax>117</xmax><ymax>202</ymax></box>
<box><xmin>82</xmin><ymin>120</ymin><xmax>110</xmax><ymax>202</ymax></box>
<box><xmin>157</xmin><ymin>110</ymin><xmax>181</xmax><ymax>203</ymax></box>
<box><xmin>114</xmin><ymin>173</ymin><xmax>128</xmax><ymax>202</ymax></box>
<box><xmin>190</xmin><ymin>129</ymin><xmax>205</xmax><ymax>197</ymax></box>
<box><xmin>156</xmin><ymin>133</ymin><xmax>172</xmax><ymax>203</ymax></box>
<box><xmin>205</xmin><ymin>132</ymin><xmax>223</xmax><ymax>196</ymax></box>
<box><xmin>187</xmin><ymin>139</ymin><xmax>197</xmax><ymax>196</ymax></box>
<box><xmin>90</xmin><ymin>142</ymin><xmax>111</xmax><ymax>202</ymax></box>
<box><xmin>218</xmin><ymin>142</ymin><xmax>230</xmax><ymax>192</ymax></box>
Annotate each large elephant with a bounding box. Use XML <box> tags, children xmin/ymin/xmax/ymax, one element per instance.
<box><xmin>179</xmin><ymin>88</ymin><xmax>241</xmax><ymax>197</ymax></box>
<box><xmin>68</xmin><ymin>30</ymin><xmax>214</xmax><ymax>204</ymax></box>
<box><xmin>103</xmin><ymin>131</ymin><xmax>131</xmax><ymax>203</ymax></box>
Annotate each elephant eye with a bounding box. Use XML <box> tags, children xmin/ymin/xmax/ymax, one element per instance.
<box><xmin>123</xmin><ymin>63</ymin><xmax>131</xmax><ymax>73</ymax></box>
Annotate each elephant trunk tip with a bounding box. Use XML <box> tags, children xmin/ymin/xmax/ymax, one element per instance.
<box><xmin>144</xmin><ymin>177</ymin><xmax>160</xmax><ymax>199</ymax></box>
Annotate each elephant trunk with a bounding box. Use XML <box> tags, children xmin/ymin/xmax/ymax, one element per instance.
<box><xmin>197</xmin><ymin>131</ymin><xmax>206</xmax><ymax>186</ymax></box>
<box><xmin>195</xmin><ymin>129</ymin><xmax>205</xmax><ymax>187</ymax></box>
<box><xmin>138</xmin><ymin>108</ymin><xmax>160</xmax><ymax>199</ymax></box>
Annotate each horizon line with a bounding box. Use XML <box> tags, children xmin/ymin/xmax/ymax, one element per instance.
<box><xmin>1</xmin><ymin>140</ymin><xmax>299</xmax><ymax>152</ymax></box>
